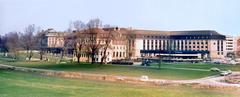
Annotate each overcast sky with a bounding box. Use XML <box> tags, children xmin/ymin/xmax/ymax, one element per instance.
<box><xmin>0</xmin><ymin>0</ymin><xmax>240</xmax><ymax>36</ymax></box>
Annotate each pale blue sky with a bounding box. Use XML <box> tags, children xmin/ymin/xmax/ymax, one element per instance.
<box><xmin>0</xmin><ymin>0</ymin><xmax>240</xmax><ymax>36</ymax></box>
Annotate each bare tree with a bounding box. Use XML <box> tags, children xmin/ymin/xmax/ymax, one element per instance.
<box><xmin>74</xmin><ymin>31</ymin><xmax>87</xmax><ymax>63</ymax></box>
<box><xmin>35</xmin><ymin>30</ymin><xmax>47</xmax><ymax>60</ymax></box>
<box><xmin>6</xmin><ymin>32</ymin><xmax>20</xmax><ymax>59</ymax></box>
<box><xmin>70</xmin><ymin>20</ymin><xmax>87</xmax><ymax>63</ymax></box>
<box><xmin>126</xmin><ymin>28</ymin><xmax>136</xmax><ymax>60</ymax></box>
<box><xmin>20</xmin><ymin>24</ymin><xmax>36</xmax><ymax>61</ymax></box>
<box><xmin>100</xmin><ymin>29</ymin><xmax>115</xmax><ymax>64</ymax></box>
<box><xmin>85</xmin><ymin>18</ymin><xmax>103</xmax><ymax>64</ymax></box>
<box><xmin>0</xmin><ymin>35</ymin><xmax>8</xmax><ymax>55</ymax></box>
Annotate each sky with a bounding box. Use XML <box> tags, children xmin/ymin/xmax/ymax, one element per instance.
<box><xmin>0</xmin><ymin>0</ymin><xmax>240</xmax><ymax>36</ymax></box>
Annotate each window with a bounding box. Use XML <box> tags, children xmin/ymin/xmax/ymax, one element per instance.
<box><xmin>147</xmin><ymin>40</ymin><xmax>149</xmax><ymax>50</ymax></box>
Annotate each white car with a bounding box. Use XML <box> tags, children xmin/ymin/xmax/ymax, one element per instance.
<box><xmin>210</xmin><ymin>67</ymin><xmax>220</xmax><ymax>72</ymax></box>
<box><xmin>220</xmin><ymin>70</ymin><xmax>232</xmax><ymax>76</ymax></box>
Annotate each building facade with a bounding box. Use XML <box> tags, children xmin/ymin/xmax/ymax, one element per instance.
<box><xmin>236</xmin><ymin>37</ymin><xmax>240</xmax><ymax>57</ymax></box>
<box><xmin>43</xmin><ymin>28</ymin><xmax>227</xmax><ymax>63</ymax></box>
<box><xmin>132</xmin><ymin>30</ymin><xmax>226</xmax><ymax>62</ymax></box>
<box><xmin>226</xmin><ymin>36</ymin><xmax>237</xmax><ymax>54</ymax></box>
<box><xmin>41</xmin><ymin>29</ymin><xmax>66</xmax><ymax>54</ymax></box>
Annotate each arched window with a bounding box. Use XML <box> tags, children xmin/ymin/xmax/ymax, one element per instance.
<box><xmin>116</xmin><ymin>52</ymin><xmax>118</xmax><ymax>57</ymax></box>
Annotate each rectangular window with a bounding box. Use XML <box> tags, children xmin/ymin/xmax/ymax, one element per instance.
<box><xmin>147</xmin><ymin>40</ymin><xmax>149</xmax><ymax>50</ymax></box>
<box><xmin>113</xmin><ymin>52</ymin><xmax>115</xmax><ymax>57</ymax></box>
<box><xmin>159</xmin><ymin>40</ymin><xmax>161</xmax><ymax>50</ymax></box>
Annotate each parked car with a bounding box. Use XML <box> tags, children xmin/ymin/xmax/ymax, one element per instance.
<box><xmin>110</xmin><ymin>60</ymin><xmax>133</xmax><ymax>65</ymax></box>
<box><xmin>220</xmin><ymin>70</ymin><xmax>232</xmax><ymax>76</ymax></box>
<box><xmin>210</xmin><ymin>67</ymin><xmax>221</xmax><ymax>72</ymax></box>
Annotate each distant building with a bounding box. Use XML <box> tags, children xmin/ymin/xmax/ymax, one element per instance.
<box><xmin>42</xmin><ymin>28</ymin><xmax>227</xmax><ymax>63</ymax></box>
<box><xmin>41</xmin><ymin>29</ymin><xmax>66</xmax><ymax>54</ymax></box>
<box><xmin>236</xmin><ymin>37</ymin><xmax>240</xmax><ymax>57</ymax></box>
<box><xmin>225</xmin><ymin>36</ymin><xmax>237</xmax><ymax>54</ymax></box>
<box><xmin>132</xmin><ymin>30</ymin><xmax>226</xmax><ymax>62</ymax></box>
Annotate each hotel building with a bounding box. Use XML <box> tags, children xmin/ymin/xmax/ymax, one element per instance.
<box><xmin>43</xmin><ymin>28</ymin><xmax>227</xmax><ymax>62</ymax></box>
<box><xmin>132</xmin><ymin>30</ymin><xmax>226</xmax><ymax>62</ymax></box>
<box><xmin>225</xmin><ymin>36</ymin><xmax>237</xmax><ymax>54</ymax></box>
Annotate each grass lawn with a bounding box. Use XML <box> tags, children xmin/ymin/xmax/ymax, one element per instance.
<box><xmin>0</xmin><ymin>70</ymin><xmax>239</xmax><ymax>97</ymax></box>
<box><xmin>0</xmin><ymin>58</ymin><xmax>218</xmax><ymax>80</ymax></box>
<box><xmin>153</xmin><ymin>62</ymin><xmax>240</xmax><ymax>71</ymax></box>
<box><xmin>1</xmin><ymin>54</ymin><xmax>240</xmax><ymax>80</ymax></box>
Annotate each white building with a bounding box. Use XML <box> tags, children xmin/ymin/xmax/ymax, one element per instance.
<box><xmin>226</xmin><ymin>36</ymin><xmax>237</xmax><ymax>54</ymax></box>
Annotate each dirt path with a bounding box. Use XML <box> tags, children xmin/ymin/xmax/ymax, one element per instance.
<box><xmin>136</xmin><ymin>65</ymin><xmax>210</xmax><ymax>71</ymax></box>
<box><xmin>161</xmin><ymin>67</ymin><xmax>210</xmax><ymax>71</ymax></box>
<box><xmin>1</xmin><ymin>64</ymin><xmax>240</xmax><ymax>89</ymax></box>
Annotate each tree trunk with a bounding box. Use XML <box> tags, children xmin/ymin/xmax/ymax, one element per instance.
<box><xmin>100</xmin><ymin>49</ymin><xmax>107</xmax><ymax>64</ymax></box>
<box><xmin>61</xmin><ymin>51</ymin><xmax>63</xmax><ymax>59</ymax></box>
<box><xmin>77</xmin><ymin>56</ymin><xmax>80</xmax><ymax>63</ymax></box>
<box><xmin>91</xmin><ymin>52</ymin><xmax>95</xmax><ymax>64</ymax></box>
<box><xmin>100</xmin><ymin>55</ymin><xmax>106</xmax><ymax>64</ymax></box>
<box><xmin>76</xmin><ymin>53</ymin><xmax>81</xmax><ymax>63</ymax></box>
<box><xmin>28</xmin><ymin>50</ymin><xmax>33</xmax><ymax>61</ymax></box>
<box><xmin>40</xmin><ymin>51</ymin><xmax>43</xmax><ymax>60</ymax></box>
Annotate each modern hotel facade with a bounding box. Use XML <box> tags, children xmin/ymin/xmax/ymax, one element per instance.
<box><xmin>226</xmin><ymin>36</ymin><xmax>237</xmax><ymax>54</ymax></box>
<box><xmin>132</xmin><ymin>30</ymin><xmax>226</xmax><ymax>62</ymax></box>
<box><xmin>43</xmin><ymin>28</ymin><xmax>227</xmax><ymax>62</ymax></box>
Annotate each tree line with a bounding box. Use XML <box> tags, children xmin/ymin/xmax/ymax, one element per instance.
<box><xmin>0</xmin><ymin>18</ymin><xmax>135</xmax><ymax>64</ymax></box>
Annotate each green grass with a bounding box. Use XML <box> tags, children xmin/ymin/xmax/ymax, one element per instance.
<box><xmin>1</xmin><ymin>54</ymin><xmax>239</xmax><ymax>80</ymax></box>
<box><xmin>0</xmin><ymin>59</ymin><xmax>218</xmax><ymax>80</ymax></box>
<box><xmin>154</xmin><ymin>62</ymin><xmax>240</xmax><ymax>71</ymax></box>
<box><xmin>0</xmin><ymin>70</ymin><xmax>238</xmax><ymax>97</ymax></box>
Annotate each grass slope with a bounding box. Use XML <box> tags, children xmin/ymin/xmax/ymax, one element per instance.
<box><xmin>0</xmin><ymin>70</ymin><xmax>238</xmax><ymax>97</ymax></box>
<box><xmin>0</xmin><ymin>60</ymin><xmax>217</xmax><ymax>80</ymax></box>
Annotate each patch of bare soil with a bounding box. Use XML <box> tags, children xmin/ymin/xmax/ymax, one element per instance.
<box><xmin>224</xmin><ymin>73</ymin><xmax>240</xmax><ymax>84</ymax></box>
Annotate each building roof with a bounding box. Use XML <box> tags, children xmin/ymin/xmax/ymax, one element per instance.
<box><xmin>132</xmin><ymin>29</ymin><xmax>223</xmax><ymax>36</ymax></box>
